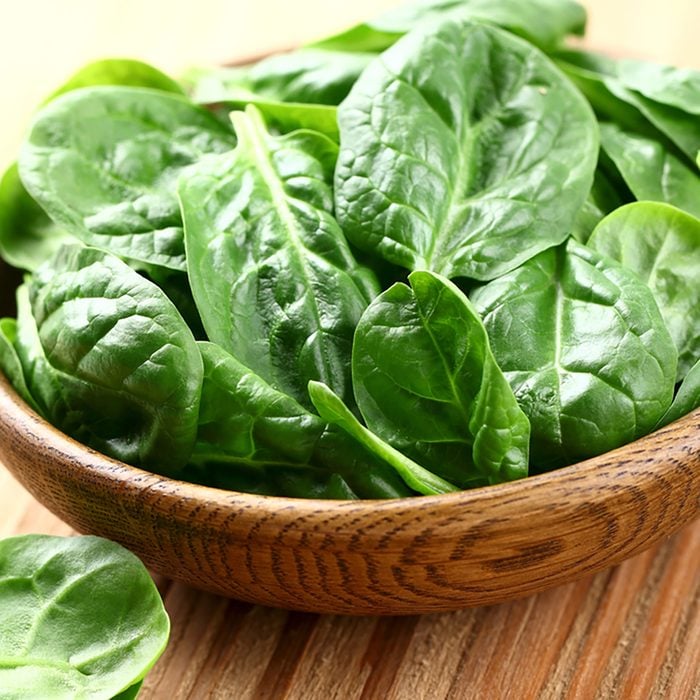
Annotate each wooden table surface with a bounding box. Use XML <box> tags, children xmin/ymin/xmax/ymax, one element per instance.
<box><xmin>1</xmin><ymin>1</ymin><xmax>699</xmax><ymax>698</ymax></box>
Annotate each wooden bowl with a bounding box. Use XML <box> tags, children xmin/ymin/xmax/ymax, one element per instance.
<box><xmin>1</xmin><ymin>256</ymin><xmax>698</xmax><ymax>615</ymax></box>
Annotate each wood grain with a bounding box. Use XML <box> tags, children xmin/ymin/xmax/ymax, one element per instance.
<box><xmin>2</xmin><ymin>468</ymin><xmax>698</xmax><ymax>699</ymax></box>
<box><xmin>1</xmin><ymin>365</ymin><xmax>698</xmax><ymax>615</ymax></box>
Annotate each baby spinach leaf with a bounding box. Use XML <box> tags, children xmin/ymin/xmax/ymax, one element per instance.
<box><xmin>312</xmin><ymin>0</ymin><xmax>587</xmax><ymax>53</ymax></box>
<box><xmin>180</xmin><ymin>106</ymin><xmax>377</xmax><ymax>410</ymax></box>
<box><xmin>0</xmin><ymin>317</ymin><xmax>40</xmax><ymax>413</ymax></box>
<box><xmin>191</xmin><ymin>342</ymin><xmax>412</xmax><ymax>499</ymax></box>
<box><xmin>599</xmin><ymin>123</ymin><xmax>700</xmax><ymax>219</ymax></box>
<box><xmin>588</xmin><ymin>202</ymin><xmax>700</xmax><ymax>381</ymax></box>
<box><xmin>0</xmin><ymin>534</ymin><xmax>169</xmax><ymax>700</ymax></box>
<box><xmin>571</xmin><ymin>167</ymin><xmax>629</xmax><ymax>244</ymax></box>
<box><xmin>470</xmin><ymin>240</ymin><xmax>677</xmax><ymax>469</ymax></box>
<box><xmin>309</xmin><ymin>381</ymin><xmax>458</xmax><ymax>495</ymax></box>
<box><xmin>45</xmin><ymin>58</ymin><xmax>184</xmax><ymax>102</ymax></box>
<box><xmin>616</xmin><ymin>59</ymin><xmax>700</xmax><ymax>115</ymax></box>
<box><xmin>352</xmin><ymin>270</ymin><xmax>529</xmax><ymax>487</ymax></box>
<box><xmin>0</xmin><ymin>163</ymin><xmax>76</xmax><ymax>272</ymax></box>
<box><xmin>335</xmin><ymin>20</ymin><xmax>598</xmax><ymax>281</ymax></box>
<box><xmin>656</xmin><ymin>359</ymin><xmax>700</xmax><ymax>428</ymax></box>
<box><xmin>19</xmin><ymin>87</ymin><xmax>237</xmax><ymax>271</ymax></box>
<box><xmin>16</xmin><ymin>245</ymin><xmax>203</xmax><ymax>473</ymax></box>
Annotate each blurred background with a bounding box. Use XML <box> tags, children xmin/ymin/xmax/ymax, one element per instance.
<box><xmin>0</xmin><ymin>0</ymin><xmax>698</xmax><ymax>168</ymax></box>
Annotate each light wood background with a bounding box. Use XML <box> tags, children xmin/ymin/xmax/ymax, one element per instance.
<box><xmin>0</xmin><ymin>0</ymin><xmax>698</xmax><ymax>169</ymax></box>
<box><xmin>1</xmin><ymin>1</ymin><xmax>699</xmax><ymax>698</ymax></box>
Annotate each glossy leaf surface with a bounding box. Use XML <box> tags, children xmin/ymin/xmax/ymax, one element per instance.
<box><xmin>308</xmin><ymin>381</ymin><xmax>458</xmax><ymax>495</ymax></box>
<box><xmin>656</xmin><ymin>359</ymin><xmax>700</xmax><ymax>428</ymax></box>
<box><xmin>353</xmin><ymin>270</ymin><xmax>529</xmax><ymax>486</ymax></box>
<box><xmin>471</xmin><ymin>240</ymin><xmax>677</xmax><ymax>469</ymax></box>
<box><xmin>0</xmin><ymin>535</ymin><xmax>169</xmax><ymax>700</ymax></box>
<box><xmin>0</xmin><ymin>317</ymin><xmax>39</xmax><ymax>412</ymax></box>
<box><xmin>599</xmin><ymin>123</ymin><xmax>700</xmax><ymax>218</ymax></box>
<box><xmin>19</xmin><ymin>87</ymin><xmax>236</xmax><ymax>271</ymax></box>
<box><xmin>336</xmin><ymin>20</ymin><xmax>598</xmax><ymax>281</ymax></box>
<box><xmin>191</xmin><ymin>342</ymin><xmax>412</xmax><ymax>499</ymax></box>
<box><xmin>180</xmin><ymin>106</ymin><xmax>377</xmax><ymax>409</ymax></box>
<box><xmin>17</xmin><ymin>245</ymin><xmax>203</xmax><ymax>473</ymax></box>
<box><xmin>588</xmin><ymin>202</ymin><xmax>700</xmax><ymax>380</ymax></box>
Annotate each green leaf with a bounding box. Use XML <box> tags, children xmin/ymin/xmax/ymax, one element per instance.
<box><xmin>0</xmin><ymin>163</ymin><xmax>76</xmax><ymax>272</ymax></box>
<box><xmin>352</xmin><ymin>270</ymin><xmax>529</xmax><ymax>487</ymax></box>
<box><xmin>0</xmin><ymin>318</ymin><xmax>40</xmax><ymax>412</ymax></box>
<box><xmin>180</xmin><ymin>106</ymin><xmax>377</xmax><ymax>410</ymax></box>
<box><xmin>599</xmin><ymin>123</ymin><xmax>700</xmax><ymax>219</ymax></box>
<box><xmin>335</xmin><ymin>20</ymin><xmax>598</xmax><ymax>281</ymax></box>
<box><xmin>308</xmin><ymin>381</ymin><xmax>458</xmax><ymax>496</ymax></box>
<box><xmin>45</xmin><ymin>58</ymin><xmax>184</xmax><ymax>103</ymax></box>
<box><xmin>616</xmin><ymin>59</ymin><xmax>700</xmax><ymax>116</ymax></box>
<box><xmin>19</xmin><ymin>87</ymin><xmax>236</xmax><ymax>271</ymax></box>
<box><xmin>190</xmin><ymin>342</ymin><xmax>412</xmax><ymax>499</ymax></box>
<box><xmin>656</xmin><ymin>359</ymin><xmax>700</xmax><ymax>428</ymax></box>
<box><xmin>571</xmin><ymin>167</ymin><xmax>628</xmax><ymax>244</ymax></box>
<box><xmin>471</xmin><ymin>240</ymin><xmax>678</xmax><ymax>469</ymax></box>
<box><xmin>112</xmin><ymin>681</ymin><xmax>143</xmax><ymax>700</ymax></box>
<box><xmin>588</xmin><ymin>202</ymin><xmax>700</xmax><ymax>381</ymax></box>
<box><xmin>0</xmin><ymin>535</ymin><xmax>169</xmax><ymax>700</ymax></box>
<box><xmin>16</xmin><ymin>245</ymin><xmax>203</xmax><ymax>473</ymax></box>
<box><xmin>312</xmin><ymin>0</ymin><xmax>587</xmax><ymax>53</ymax></box>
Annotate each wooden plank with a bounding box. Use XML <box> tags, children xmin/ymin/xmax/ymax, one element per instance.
<box><xmin>1</xmin><ymin>464</ymin><xmax>697</xmax><ymax>698</ymax></box>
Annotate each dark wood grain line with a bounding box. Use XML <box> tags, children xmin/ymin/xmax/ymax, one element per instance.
<box><xmin>254</xmin><ymin>612</ymin><xmax>318</xmax><ymax>700</ymax></box>
<box><xmin>360</xmin><ymin>616</ymin><xmax>419</xmax><ymax>700</ymax></box>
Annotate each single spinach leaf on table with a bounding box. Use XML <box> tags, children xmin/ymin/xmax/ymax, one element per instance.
<box><xmin>15</xmin><ymin>245</ymin><xmax>203</xmax><ymax>474</ymax></box>
<box><xmin>599</xmin><ymin>123</ymin><xmax>700</xmax><ymax>218</ymax></box>
<box><xmin>19</xmin><ymin>86</ymin><xmax>237</xmax><ymax>271</ymax></box>
<box><xmin>656</xmin><ymin>359</ymin><xmax>700</xmax><ymax>429</ymax></box>
<box><xmin>308</xmin><ymin>381</ymin><xmax>458</xmax><ymax>495</ymax></box>
<box><xmin>588</xmin><ymin>202</ymin><xmax>700</xmax><ymax>381</ymax></box>
<box><xmin>0</xmin><ymin>535</ymin><xmax>169</xmax><ymax>700</ymax></box>
<box><xmin>180</xmin><ymin>106</ymin><xmax>378</xmax><ymax>410</ymax></box>
<box><xmin>470</xmin><ymin>240</ymin><xmax>677</xmax><ymax>470</ymax></box>
<box><xmin>0</xmin><ymin>317</ymin><xmax>40</xmax><ymax>412</ymax></box>
<box><xmin>335</xmin><ymin>20</ymin><xmax>598</xmax><ymax>281</ymax></box>
<box><xmin>190</xmin><ymin>342</ymin><xmax>412</xmax><ymax>499</ymax></box>
<box><xmin>351</xmin><ymin>270</ymin><xmax>529</xmax><ymax>487</ymax></box>
<box><xmin>312</xmin><ymin>0</ymin><xmax>587</xmax><ymax>53</ymax></box>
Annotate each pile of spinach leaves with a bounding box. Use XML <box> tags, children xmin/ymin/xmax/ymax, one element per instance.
<box><xmin>1</xmin><ymin>0</ymin><xmax>699</xmax><ymax>499</ymax></box>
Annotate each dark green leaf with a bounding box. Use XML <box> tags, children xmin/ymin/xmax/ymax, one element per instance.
<box><xmin>471</xmin><ymin>240</ymin><xmax>677</xmax><ymax>469</ymax></box>
<box><xmin>19</xmin><ymin>87</ymin><xmax>236</xmax><ymax>271</ymax></box>
<box><xmin>599</xmin><ymin>123</ymin><xmax>700</xmax><ymax>218</ymax></box>
<box><xmin>16</xmin><ymin>245</ymin><xmax>203</xmax><ymax>473</ymax></box>
<box><xmin>0</xmin><ymin>317</ymin><xmax>40</xmax><ymax>412</ymax></box>
<box><xmin>335</xmin><ymin>20</ymin><xmax>598</xmax><ymax>281</ymax></box>
<box><xmin>0</xmin><ymin>535</ymin><xmax>169</xmax><ymax>700</ymax></box>
<box><xmin>308</xmin><ymin>381</ymin><xmax>458</xmax><ymax>495</ymax></box>
<box><xmin>180</xmin><ymin>106</ymin><xmax>377</xmax><ymax>409</ymax></box>
<box><xmin>656</xmin><ymin>359</ymin><xmax>700</xmax><ymax>428</ymax></box>
<box><xmin>588</xmin><ymin>202</ymin><xmax>700</xmax><ymax>381</ymax></box>
<box><xmin>352</xmin><ymin>270</ymin><xmax>529</xmax><ymax>487</ymax></box>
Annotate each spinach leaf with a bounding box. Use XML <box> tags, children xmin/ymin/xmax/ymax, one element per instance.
<box><xmin>470</xmin><ymin>240</ymin><xmax>677</xmax><ymax>469</ymax></box>
<box><xmin>0</xmin><ymin>317</ymin><xmax>40</xmax><ymax>413</ymax></box>
<box><xmin>180</xmin><ymin>106</ymin><xmax>377</xmax><ymax>410</ymax></box>
<box><xmin>19</xmin><ymin>87</ymin><xmax>237</xmax><ymax>271</ymax></box>
<box><xmin>15</xmin><ymin>245</ymin><xmax>203</xmax><ymax>473</ymax></box>
<box><xmin>312</xmin><ymin>0</ymin><xmax>587</xmax><ymax>53</ymax></box>
<box><xmin>335</xmin><ymin>20</ymin><xmax>598</xmax><ymax>281</ymax></box>
<box><xmin>0</xmin><ymin>163</ymin><xmax>76</xmax><ymax>272</ymax></box>
<box><xmin>588</xmin><ymin>202</ymin><xmax>700</xmax><ymax>381</ymax></box>
<box><xmin>0</xmin><ymin>534</ymin><xmax>169</xmax><ymax>700</ymax></box>
<box><xmin>599</xmin><ymin>123</ymin><xmax>700</xmax><ymax>218</ymax></box>
<box><xmin>616</xmin><ymin>59</ymin><xmax>700</xmax><ymax>115</ymax></box>
<box><xmin>352</xmin><ymin>270</ymin><xmax>529</xmax><ymax>487</ymax></box>
<box><xmin>190</xmin><ymin>342</ymin><xmax>412</xmax><ymax>499</ymax></box>
<box><xmin>656</xmin><ymin>359</ymin><xmax>700</xmax><ymax>428</ymax></box>
<box><xmin>308</xmin><ymin>381</ymin><xmax>459</xmax><ymax>495</ymax></box>
<box><xmin>45</xmin><ymin>58</ymin><xmax>184</xmax><ymax>102</ymax></box>
<box><xmin>571</xmin><ymin>167</ymin><xmax>628</xmax><ymax>244</ymax></box>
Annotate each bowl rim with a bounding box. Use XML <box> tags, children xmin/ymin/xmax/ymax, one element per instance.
<box><xmin>2</xmin><ymin>368</ymin><xmax>699</xmax><ymax>515</ymax></box>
